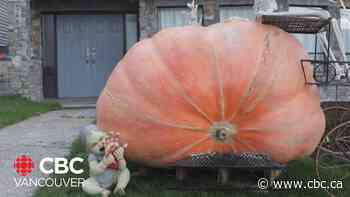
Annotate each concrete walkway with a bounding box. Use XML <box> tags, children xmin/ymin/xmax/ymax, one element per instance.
<box><xmin>0</xmin><ymin>109</ymin><xmax>95</xmax><ymax>197</ymax></box>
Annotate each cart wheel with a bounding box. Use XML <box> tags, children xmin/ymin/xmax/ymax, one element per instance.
<box><xmin>322</xmin><ymin>106</ymin><xmax>350</xmax><ymax>134</ymax></box>
<box><xmin>314</xmin><ymin>64</ymin><xmax>336</xmax><ymax>83</ymax></box>
<box><xmin>315</xmin><ymin>107</ymin><xmax>350</xmax><ymax>196</ymax></box>
<box><xmin>319</xmin><ymin>106</ymin><xmax>350</xmax><ymax>160</ymax></box>
<box><xmin>315</xmin><ymin>122</ymin><xmax>350</xmax><ymax>196</ymax></box>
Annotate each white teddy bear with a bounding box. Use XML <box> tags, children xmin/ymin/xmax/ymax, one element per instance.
<box><xmin>82</xmin><ymin>127</ymin><xmax>130</xmax><ymax>197</ymax></box>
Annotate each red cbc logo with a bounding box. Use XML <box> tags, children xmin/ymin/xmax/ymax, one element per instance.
<box><xmin>13</xmin><ymin>155</ymin><xmax>35</xmax><ymax>176</ymax></box>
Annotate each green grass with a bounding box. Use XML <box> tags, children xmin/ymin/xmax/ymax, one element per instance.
<box><xmin>0</xmin><ymin>96</ymin><xmax>61</xmax><ymax>128</ymax></box>
<box><xmin>34</xmin><ymin>138</ymin><xmax>350</xmax><ymax>197</ymax></box>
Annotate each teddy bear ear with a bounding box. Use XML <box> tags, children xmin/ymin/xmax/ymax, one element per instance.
<box><xmin>123</xmin><ymin>143</ymin><xmax>128</xmax><ymax>148</ymax></box>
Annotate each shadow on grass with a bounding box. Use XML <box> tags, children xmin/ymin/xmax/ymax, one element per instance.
<box><xmin>34</xmin><ymin>138</ymin><xmax>350</xmax><ymax>197</ymax></box>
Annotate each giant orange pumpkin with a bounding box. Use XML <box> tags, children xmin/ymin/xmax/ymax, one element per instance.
<box><xmin>97</xmin><ymin>20</ymin><xmax>325</xmax><ymax>167</ymax></box>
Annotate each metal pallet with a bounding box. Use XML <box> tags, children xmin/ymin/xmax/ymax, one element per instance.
<box><xmin>170</xmin><ymin>153</ymin><xmax>285</xmax><ymax>191</ymax></box>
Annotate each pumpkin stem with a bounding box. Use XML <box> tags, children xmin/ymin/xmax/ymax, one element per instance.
<box><xmin>208</xmin><ymin>122</ymin><xmax>237</xmax><ymax>143</ymax></box>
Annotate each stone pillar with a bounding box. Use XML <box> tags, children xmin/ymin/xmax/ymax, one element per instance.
<box><xmin>6</xmin><ymin>0</ymin><xmax>43</xmax><ymax>101</ymax></box>
<box><xmin>139</xmin><ymin>0</ymin><xmax>158</xmax><ymax>39</ymax></box>
<box><xmin>0</xmin><ymin>61</ymin><xmax>15</xmax><ymax>96</ymax></box>
<box><xmin>29</xmin><ymin>4</ymin><xmax>43</xmax><ymax>101</ymax></box>
<box><xmin>203</xmin><ymin>0</ymin><xmax>219</xmax><ymax>26</ymax></box>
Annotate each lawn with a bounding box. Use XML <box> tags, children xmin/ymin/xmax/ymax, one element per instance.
<box><xmin>34</xmin><ymin>138</ymin><xmax>350</xmax><ymax>197</ymax></box>
<box><xmin>0</xmin><ymin>96</ymin><xmax>61</xmax><ymax>128</ymax></box>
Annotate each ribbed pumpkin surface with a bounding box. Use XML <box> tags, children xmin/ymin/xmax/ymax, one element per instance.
<box><xmin>97</xmin><ymin>20</ymin><xmax>325</xmax><ymax>166</ymax></box>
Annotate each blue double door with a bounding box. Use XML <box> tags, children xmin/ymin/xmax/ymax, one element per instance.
<box><xmin>57</xmin><ymin>14</ymin><xmax>126</xmax><ymax>98</ymax></box>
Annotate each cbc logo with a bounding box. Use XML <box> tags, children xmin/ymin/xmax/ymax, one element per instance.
<box><xmin>39</xmin><ymin>157</ymin><xmax>84</xmax><ymax>175</ymax></box>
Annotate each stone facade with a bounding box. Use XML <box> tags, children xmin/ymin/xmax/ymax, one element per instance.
<box><xmin>0</xmin><ymin>0</ymin><xmax>43</xmax><ymax>100</ymax></box>
<box><xmin>0</xmin><ymin>60</ymin><xmax>14</xmax><ymax>96</ymax></box>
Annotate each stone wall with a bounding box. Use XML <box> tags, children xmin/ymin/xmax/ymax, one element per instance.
<box><xmin>0</xmin><ymin>60</ymin><xmax>15</xmax><ymax>96</ymax></box>
<box><xmin>0</xmin><ymin>0</ymin><xmax>43</xmax><ymax>100</ymax></box>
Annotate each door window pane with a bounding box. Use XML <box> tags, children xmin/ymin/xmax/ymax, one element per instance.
<box><xmin>126</xmin><ymin>14</ymin><xmax>138</xmax><ymax>50</ymax></box>
<box><xmin>158</xmin><ymin>7</ymin><xmax>203</xmax><ymax>29</ymax></box>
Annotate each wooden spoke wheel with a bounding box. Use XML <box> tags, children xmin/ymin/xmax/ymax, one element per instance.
<box><xmin>317</xmin><ymin>106</ymin><xmax>350</xmax><ymax>161</ymax></box>
<box><xmin>315</xmin><ymin>106</ymin><xmax>350</xmax><ymax>196</ymax></box>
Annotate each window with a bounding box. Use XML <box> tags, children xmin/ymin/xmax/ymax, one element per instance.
<box><xmin>341</xmin><ymin>9</ymin><xmax>350</xmax><ymax>59</ymax></box>
<box><xmin>158</xmin><ymin>7</ymin><xmax>203</xmax><ymax>29</ymax></box>
<box><xmin>0</xmin><ymin>0</ymin><xmax>9</xmax><ymax>60</ymax></box>
<box><xmin>219</xmin><ymin>6</ymin><xmax>323</xmax><ymax>58</ymax></box>
<box><xmin>220</xmin><ymin>6</ymin><xmax>255</xmax><ymax>21</ymax></box>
